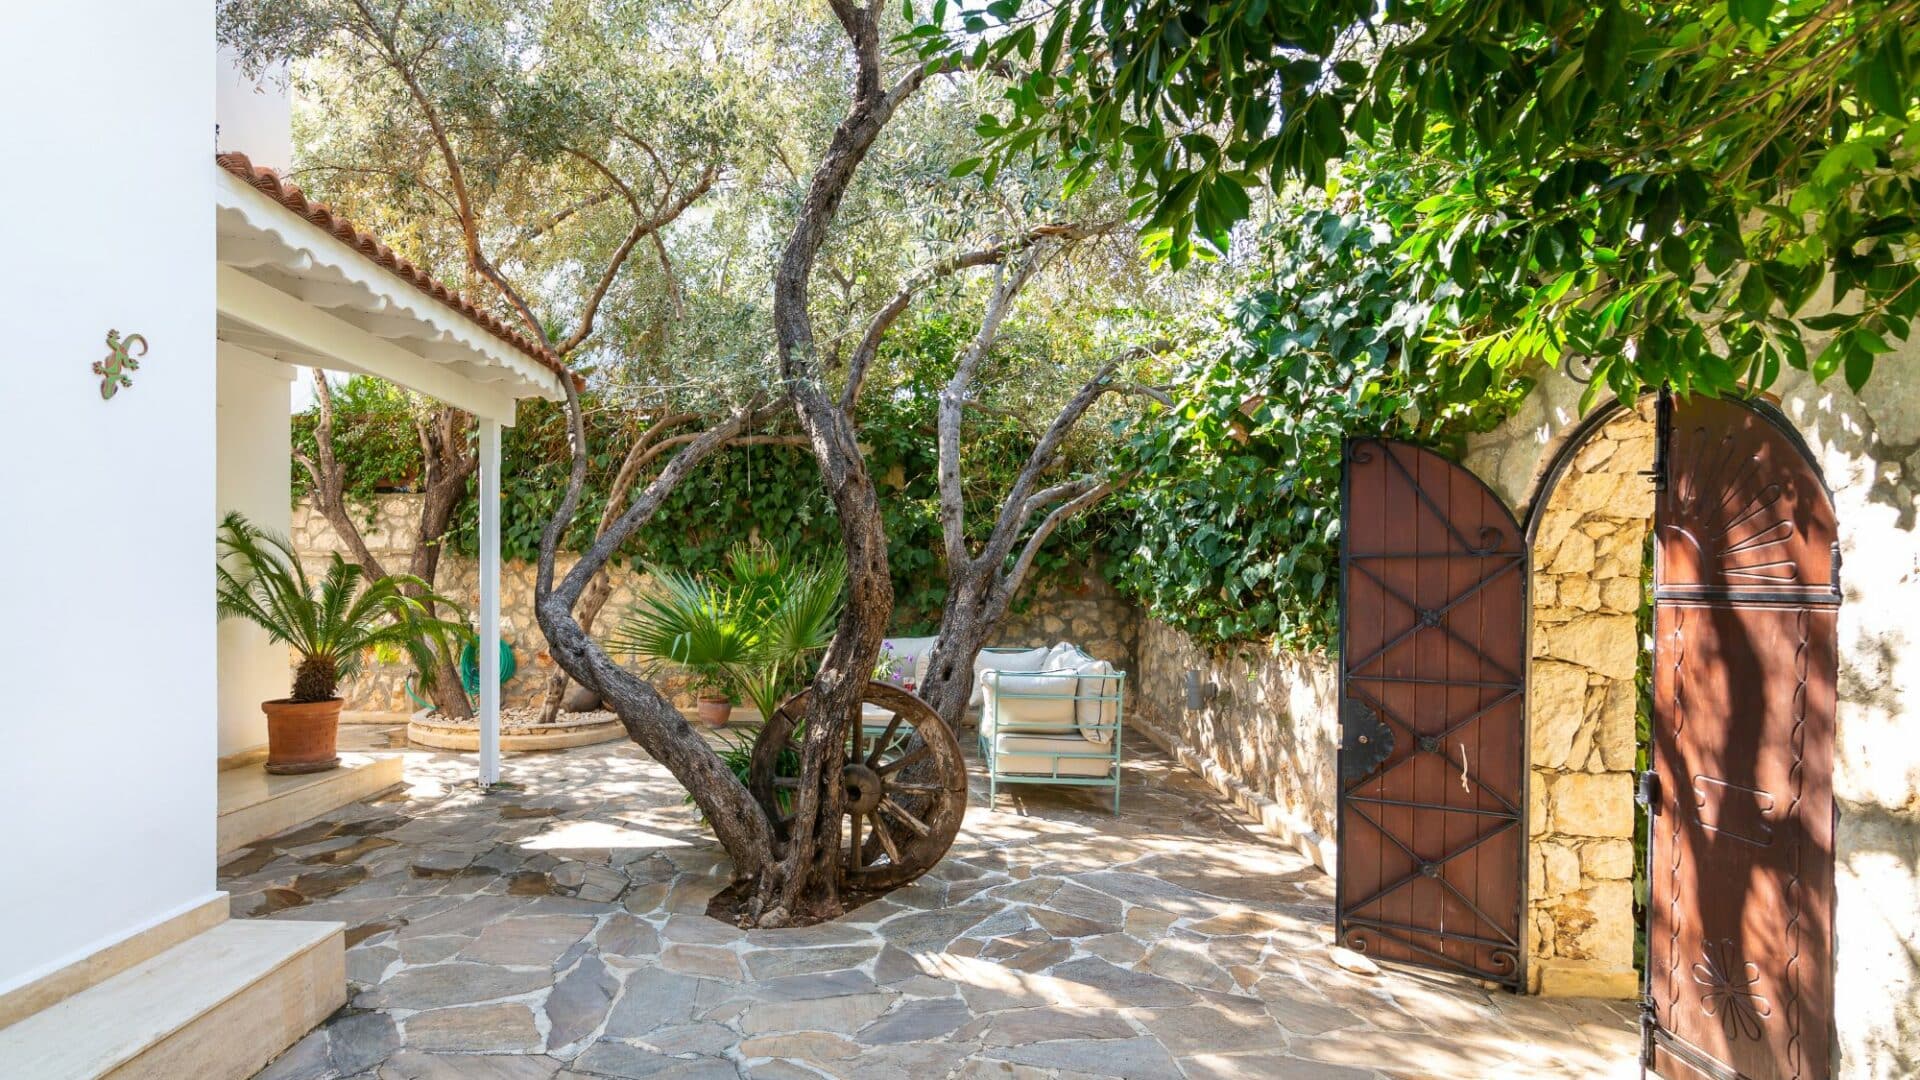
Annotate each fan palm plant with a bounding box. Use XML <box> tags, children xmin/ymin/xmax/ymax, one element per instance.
<box><xmin>216</xmin><ymin>511</ymin><xmax>470</xmax><ymax>771</ymax></box>
<box><xmin>611</xmin><ymin>540</ymin><xmax>846</xmax><ymax>725</ymax></box>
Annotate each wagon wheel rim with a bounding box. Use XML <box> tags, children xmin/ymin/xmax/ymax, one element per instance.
<box><xmin>746</xmin><ymin>680</ymin><xmax>966</xmax><ymax>890</ymax></box>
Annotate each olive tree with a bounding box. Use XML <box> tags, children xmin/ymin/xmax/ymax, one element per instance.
<box><xmin>222</xmin><ymin>0</ymin><xmax>736</xmax><ymax>715</ymax></box>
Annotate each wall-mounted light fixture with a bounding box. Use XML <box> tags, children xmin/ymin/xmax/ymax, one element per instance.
<box><xmin>1183</xmin><ymin>670</ymin><xmax>1218</xmax><ymax>711</ymax></box>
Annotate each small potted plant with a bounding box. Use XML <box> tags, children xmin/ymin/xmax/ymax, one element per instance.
<box><xmin>215</xmin><ymin>512</ymin><xmax>469</xmax><ymax>773</ymax></box>
<box><xmin>694</xmin><ymin>683</ymin><xmax>735</xmax><ymax>728</ymax></box>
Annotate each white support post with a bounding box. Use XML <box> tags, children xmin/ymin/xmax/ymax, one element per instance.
<box><xmin>477</xmin><ymin>416</ymin><xmax>502</xmax><ymax>786</ymax></box>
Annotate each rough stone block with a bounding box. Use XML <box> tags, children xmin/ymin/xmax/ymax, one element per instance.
<box><xmin>1530</xmin><ymin>661</ymin><xmax>1590</xmax><ymax>771</ymax></box>
<box><xmin>1537</xmin><ymin>958</ymin><xmax>1638</xmax><ymax>999</ymax></box>
<box><xmin>1580</xmin><ymin>839</ymin><xmax>1634</xmax><ymax>881</ymax></box>
<box><xmin>1542</xmin><ymin>843</ymin><xmax>1581</xmax><ymax>896</ymax></box>
<box><xmin>1559</xmin><ymin>576</ymin><xmax>1600</xmax><ymax>611</ymax></box>
<box><xmin>1569</xmin><ymin>881</ymin><xmax>1635</xmax><ymax>965</ymax></box>
<box><xmin>1600</xmin><ymin>576</ymin><xmax>1642</xmax><ymax>613</ymax></box>
<box><xmin>1548</xmin><ymin>772</ymin><xmax>1634</xmax><ymax>838</ymax></box>
<box><xmin>1542</xmin><ymin>614</ymin><xmax>1639</xmax><ymax>680</ymax></box>
<box><xmin>1547</xmin><ymin>530</ymin><xmax>1597</xmax><ymax>574</ymax></box>
<box><xmin>1594</xmin><ymin>681</ymin><xmax>1639</xmax><ymax>772</ymax></box>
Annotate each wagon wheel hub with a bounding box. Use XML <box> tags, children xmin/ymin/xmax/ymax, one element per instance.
<box><xmin>746</xmin><ymin>681</ymin><xmax>967</xmax><ymax>890</ymax></box>
<box><xmin>841</xmin><ymin>762</ymin><xmax>884</xmax><ymax>815</ymax></box>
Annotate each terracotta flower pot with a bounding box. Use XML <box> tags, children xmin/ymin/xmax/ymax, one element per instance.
<box><xmin>262</xmin><ymin>698</ymin><xmax>343</xmax><ymax>774</ymax></box>
<box><xmin>695</xmin><ymin>696</ymin><xmax>733</xmax><ymax>728</ymax></box>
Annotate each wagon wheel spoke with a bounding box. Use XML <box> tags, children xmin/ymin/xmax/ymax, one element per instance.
<box><xmin>878</xmin><ymin>796</ymin><xmax>932</xmax><ymax>838</ymax></box>
<box><xmin>762</xmin><ymin>682</ymin><xmax>965</xmax><ymax>888</ymax></box>
<box><xmin>886</xmin><ymin>781</ymin><xmax>946</xmax><ymax>796</ymax></box>
<box><xmin>848</xmin><ymin>811</ymin><xmax>866</xmax><ymax>870</ymax></box>
<box><xmin>868</xmin><ymin>711</ymin><xmax>905</xmax><ymax>767</ymax></box>
<box><xmin>877</xmin><ymin>743</ymin><xmax>930</xmax><ymax>776</ymax></box>
<box><xmin>849</xmin><ymin>708</ymin><xmax>864</xmax><ymax>761</ymax></box>
<box><xmin>869</xmin><ymin>816</ymin><xmax>905</xmax><ymax>866</ymax></box>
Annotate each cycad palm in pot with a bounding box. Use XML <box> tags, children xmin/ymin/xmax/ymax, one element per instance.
<box><xmin>215</xmin><ymin>512</ymin><xmax>471</xmax><ymax>773</ymax></box>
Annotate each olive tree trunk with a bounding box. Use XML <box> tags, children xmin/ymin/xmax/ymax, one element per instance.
<box><xmin>533</xmin><ymin>412</ymin><xmax>697</xmax><ymax>722</ymax></box>
<box><xmin>746</xmin><ymin>0</ymin><xmax>931</xmax><ymax>925</ymax></box>
<box><xmin>535</xmin><ymin>398</ymin><xmax>778</xmax><ymax>883</ymax></box>
<box><xmin>297</xmin><ymin>369</ymin><xmax>475</xmax><ymax>718</ymax></box>
<box><xmin>909</xmin><ymin>247</ymin><xmax>1156</xmax><ymax>732</ymax></box>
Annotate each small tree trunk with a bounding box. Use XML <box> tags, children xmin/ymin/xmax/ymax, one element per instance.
<box><xmin>407</xmin><ymin>409</ymin><xmax>478</xmax><ymax>721</ymax></box>
<box><xmin>917</xmin><ymin>577</ymin><xmax>996</xmax><ymax>730</ymax></box>
<box><xmin>532</xmin><ymin>570</ymin><xmax>619</xmax><ymax>720</ymax></box>
<box><xmin>537</xmin><ymin>413</ymin><xmax>700</xmax><ymax>723</ymax></box>
<box><xmin>299</xmin><ymin>374</ymin><xmax>477</xmax><ymax>719</ymax></box>
<box><xmin>534</xmin><ymin>398</ymin><xmax>779</xmax><ymax>894</ymax></box>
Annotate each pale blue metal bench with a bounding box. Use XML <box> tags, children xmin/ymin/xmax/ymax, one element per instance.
<box><xmin>977</xmin><ymin>646</ymin><xmax>1125</xmax><ymax>814</ymax></box>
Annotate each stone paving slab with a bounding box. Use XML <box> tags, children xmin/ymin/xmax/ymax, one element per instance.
<box><xmin>231</xmin><ymin>726</ymin><xmax>1637</xmax><ymax>1079</ymax></box>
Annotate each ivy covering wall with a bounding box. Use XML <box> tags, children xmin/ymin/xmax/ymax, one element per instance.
<box><xmin>294</xmin><ymin>322</ymin><xmax>1110</xmax><ymax>635</ymax></box>
<box><xmin>1099</xmin><ymin>188</ymin><xmax>1529</xmax><ymax>649</ymax></box>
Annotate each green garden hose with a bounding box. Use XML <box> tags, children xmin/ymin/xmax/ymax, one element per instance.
<box><xmin>406</xmin><ymin>638</ymin><xmax>517</xmax><ymax>712</ymax></box>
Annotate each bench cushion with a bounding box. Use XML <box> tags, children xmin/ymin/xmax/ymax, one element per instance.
<box><xmin>970</xmin><ymin>646</ymin><xmax>1054</xmax><ymax>707</ymax></box>
<box><xmin>1073</xmin><ymin>658</ymin><xmax>1119</xmax><ymax>745</ymax></box>
<box><xmin>985</xmin><ymin>734</ymin><xmax>1116</xmax><ymax>778</ymax></box>
<box><xmin>981</xmin><ymin>670</ymin><xmax>1081</xmax><ymax>736</ymax></box>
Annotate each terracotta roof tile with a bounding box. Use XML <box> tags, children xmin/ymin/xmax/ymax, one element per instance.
<box><xmin>217</xmin><ymin>152</ymin><xmax>578</xmax><ymax>389</ymax></box>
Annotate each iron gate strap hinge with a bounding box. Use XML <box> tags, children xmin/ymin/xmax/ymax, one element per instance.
<box><xmin>1638</xmin><ymin>996</ymin><xmax>1659</xmax><ymax>1067</ymax></box>
<box><xmin>1642</xmin><ymin>384</ymin><xmax>1674</xmax><ymax>493</ymax></box>
<box><xmin>1636</xmin><ymin>769</ymin><xmax>1661</xmax><ymax>813</ymax></box>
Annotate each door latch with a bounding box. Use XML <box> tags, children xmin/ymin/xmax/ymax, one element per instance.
<box><xmin>1636</xmin><ymin>769</ymin><xmax>1662</xmax><ymax>813</ymax></box>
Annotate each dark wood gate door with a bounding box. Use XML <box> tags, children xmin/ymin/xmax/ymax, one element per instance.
<box><xmin>1646</xmin><ymin>395</ymin><xmax>1838</xmax><ymax>1080</ymax></box>
<box><xmin>1338</xmin><ymin>439</ymin><xmax>1527</xmax><ymax>987</ymax></box>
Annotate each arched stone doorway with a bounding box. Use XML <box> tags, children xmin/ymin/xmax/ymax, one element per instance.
<box><xmin>1522</xmin><ymin>400</ymin><xmax>1655</xmax><ymax>997</ymax></box>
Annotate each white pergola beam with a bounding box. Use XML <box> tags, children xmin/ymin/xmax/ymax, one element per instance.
<box><xmin>217</xmin><ymin>265</ymin><xmax>520</xmax><ymax>424</ymax></box>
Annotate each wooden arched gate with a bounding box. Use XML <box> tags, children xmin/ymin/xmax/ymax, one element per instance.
<box><xmin>1644</xmin><ymin>394</ymin><xmax>1837</xmax><ymax>1080</ymax></box>
<box><xmin>1337</xmin><ymin>401</ymin><xmax>1839</xmax><ymax>1080</ymax></box>
<box><xmin>1337</xmin><ymin>439</ymin><xmax>1529</xmax><ymax>988</ymax></box>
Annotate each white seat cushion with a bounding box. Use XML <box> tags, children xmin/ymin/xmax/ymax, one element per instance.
<box><xmin>981</xmin><ymin>669</ymin><xmax>1081</xmax><ymax>737</ymax></box>
<box><xmin>1044</xmin><ymin>641</ymin><xmax>1083</xmax><ymax>669</ymax></box>
<box><xmin>1073</xmin><ymin>658</ymin><xmax>1119</xmax><ymax>745</ymax></box>
<box><xmin>985</xmin><ymin>734</ymin><xmax>1116</xmax><ymax>778</ymax></box>
<box><xmin>970</xmin><ymin>646</ymin><xmax>1053</xmax><ymax>707</ymax></box>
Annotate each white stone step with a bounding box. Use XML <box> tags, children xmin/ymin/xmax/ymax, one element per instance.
<box><xmin>218</xmin><ymin>752</ymin><xmax>404</xmax><ymax>855</ymax></box>
<box><xmin>0</xmin><ymin>918</ymin><xmax>344</xmax><ymax>1080</ymax></box>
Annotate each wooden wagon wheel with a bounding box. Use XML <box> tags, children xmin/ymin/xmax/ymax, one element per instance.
<box><xmin>746</xmin><ymin>681</ymin><xmax>967</xmax><ymax>889</ymax></box>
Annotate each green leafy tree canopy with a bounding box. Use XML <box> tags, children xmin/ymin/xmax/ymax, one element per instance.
<box><xmin>921</xmin><ymin>0</ymin><xmax>1920</xmax><ymax>404</ymax></box>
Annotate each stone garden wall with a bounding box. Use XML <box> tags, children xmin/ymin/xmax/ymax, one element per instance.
<box><xmin>290</xmin><ymin>495</ymin><xmax>1138</xmax><ymax>714</ymax></box>
<box><xmin>1128</xmin><ymin>619</ymin><xmax>1340</xmax><ymax>870</ymax></box>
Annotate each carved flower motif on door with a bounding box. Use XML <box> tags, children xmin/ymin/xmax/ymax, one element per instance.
<box><xmin>1693</xmin><ymin>937</ymin><xmax>1772</xmax><ymax>1041</ymax></box>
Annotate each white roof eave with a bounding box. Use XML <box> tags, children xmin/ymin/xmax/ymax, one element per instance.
<box><xmin>214</xmin><ymin>165</ymin><xmax>567</xmax><ymax>417</ymax></box>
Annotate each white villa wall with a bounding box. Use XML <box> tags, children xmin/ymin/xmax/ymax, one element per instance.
<box><xmin>0</xmin><ymin>0</ymin><xmax>217</xmax><ymax>995</ymax></box>
<box><xmin>1467</xmin><ymin>353</ymin><xmax>1920</xmax><ymax>1075</ymax></box>
<box><xmin>217</xmin><ymin>347</ymin><xmax>295</xmax><ymax>757</ymax></box>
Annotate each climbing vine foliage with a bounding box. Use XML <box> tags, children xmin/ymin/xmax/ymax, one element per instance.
<box><xmin>1103</xmin><ymin>193</ymin><xmax>1526</xmax><ymax>648</ymax></box>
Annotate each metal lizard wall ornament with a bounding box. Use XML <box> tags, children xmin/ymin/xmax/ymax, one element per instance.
<box><xmin>93</xmin><ymin>329</ymin><xmax>147</xmax><ymax>400</ymax></box>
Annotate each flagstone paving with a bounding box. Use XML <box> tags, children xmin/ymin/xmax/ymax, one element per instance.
<box><xmin>228</xmin><ymin>725</ymin><xmax>1638</xmax><ymax>1079</ymax></box>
